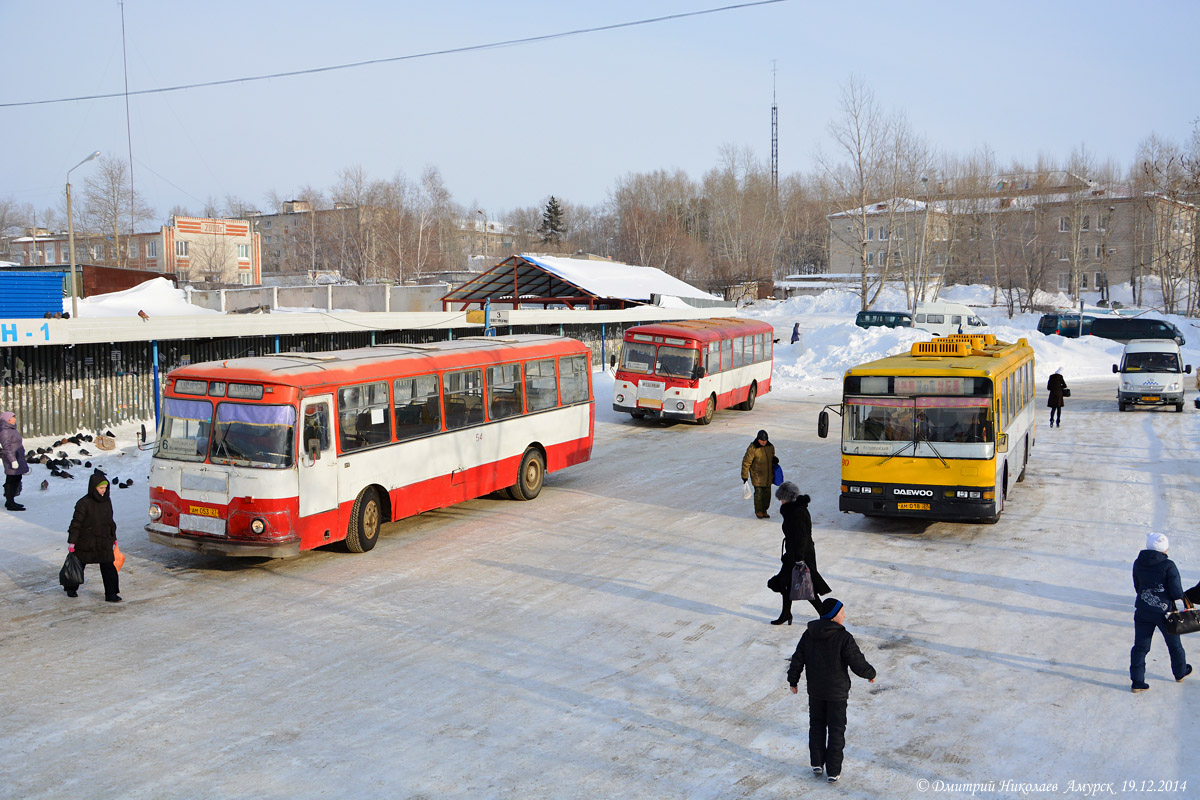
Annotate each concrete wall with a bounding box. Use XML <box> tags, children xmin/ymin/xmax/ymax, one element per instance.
<box><xmin>187</xmin><ymin>283</ymin><xmax>453</xmax><ymax>313</ymax></box>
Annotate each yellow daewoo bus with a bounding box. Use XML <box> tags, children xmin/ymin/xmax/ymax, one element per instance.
<box><xmin>818</xmin><ymin>334</ymin><xmax>1035</xmax><ymax>523</ymax></box>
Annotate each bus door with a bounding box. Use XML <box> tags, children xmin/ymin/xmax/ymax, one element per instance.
<box><xmin>299</xmin><ymin>396</ymin><xmax>338</xmax><ymax>517</ymax></box>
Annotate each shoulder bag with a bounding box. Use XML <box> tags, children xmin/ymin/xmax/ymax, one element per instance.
<box><xmin>1165</xmin><ymin>597</ymin><xmax>1200</xmax><ymax>636</ymax></box>
<box><xmin>790</xmin><ymin>560</ymin><xmax>816</xmax><ymax>603</ymax></box>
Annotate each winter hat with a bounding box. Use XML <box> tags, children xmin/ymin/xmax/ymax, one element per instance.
<box><xmin>1147</xmin><ymin>532</ymin><xmax>1169</xmax><ymax>553</ymax></box>
<box><xmin>0</xmin><ymin>411</ymin><xmax>14</xmax><ymax>423</ymax></box>
<box><xmin>1054</xmin><ymin>367</ymin><xmax>1062</xmax><ymax>375</ymax></box>
<box><xmin>819</xmin><ymin>598</ymin><xmax>844</xmax><ymax>620</ymax></box>
<box><xmin>756</xmin><ymin>429</ymin><xmax>769</xmax><ymax>441</ymax></box>
<box><xmin>95</xmin><ymin>479</ymin><xmax>108</xmax><ymax>489</ymax></box>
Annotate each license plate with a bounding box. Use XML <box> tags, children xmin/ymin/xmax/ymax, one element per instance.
<box><xmin>188</xmin><ymin>505</ymin><xmax>220</xmax><ymax>518</ymax></box>
<box><xmin>897</xmin><ymin>502</ymin><xmax>930</xmax><ymax>511</ymax></box>
<box><xmin>637</xmin><ymin>398</ymin><xmax>662</xmax><ymax>409</ymax></box>
<box><xmin>1142</xmin><ymin>396</ymin><xmax>1160</xmax><ymax>402</ymax></box>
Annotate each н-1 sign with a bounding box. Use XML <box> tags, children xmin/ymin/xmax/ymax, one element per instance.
<box><xmin>0</xmin><ymin>322</ymin><xmax>52</xmax><ymax>344</ymax></box>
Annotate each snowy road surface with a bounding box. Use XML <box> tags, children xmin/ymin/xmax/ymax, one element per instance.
<box><xmin>2</xmin><ymin>376</ymin><xmax>1198</xmax><ymax>799</ymax></box>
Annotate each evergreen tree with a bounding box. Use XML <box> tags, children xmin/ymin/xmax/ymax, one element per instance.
<box><xmin>537</xmin><ymin>196</ymin><xmax>567</xmax><ymax>246</ymax></box>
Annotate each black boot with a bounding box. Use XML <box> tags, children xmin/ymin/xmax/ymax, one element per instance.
<box><xmin>5</xmin><ymin>501</ymin><xmax>23</xmax><ymax>511</ymax></box>
<box><xmin>770</xmin><ymin>613</ymin><xmax>792</xmax><ymax>625</ymax></box>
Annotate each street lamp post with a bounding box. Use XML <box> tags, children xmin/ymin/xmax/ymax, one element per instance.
<box><xmin>66</xmin><ymin>150</ymin><xmax>101</xmax><ymax>319</ymax></box>
<box><xmin>916</xmin><ymin>175</ymin><xmax>930</xmax><ymax>305</ymax></box>
<box><xmin>477</xmin><ymin>209</ymin><xmax>487</xmax><ymax>266</ymax></box>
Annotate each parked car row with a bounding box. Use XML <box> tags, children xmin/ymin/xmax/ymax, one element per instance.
<box><xmin>1037</xmin><ymin>312</ymin><xmax>1186</xmax><ymax>345</ymax></box>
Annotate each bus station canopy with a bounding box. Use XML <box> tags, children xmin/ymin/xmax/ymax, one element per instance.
<box><xmin>441</xmin><ymin>254</ymin><xmax>718</xmax><ymax>311</ymax></box>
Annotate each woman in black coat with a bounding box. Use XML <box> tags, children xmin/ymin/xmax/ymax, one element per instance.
<box><xmin>64</xmin><ymin>471</ymin><xmax>121</xmax><ymax>602</ymax></box>
<box><xmin>772</xmin><ymin>481</ymin><xmax>831</xmax><ymax>625</ymax></box>
<box><xmin>1046</xmin><ymin>368</ymin><xmax>1067</xmax><ymax>427</ymax></box>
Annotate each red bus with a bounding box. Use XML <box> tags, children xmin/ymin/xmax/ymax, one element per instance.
<box><xmin>146</xmin><ymin>335</ymin><xmax>594</xmax><ymax>557</ymax></box>
<box><xmin>612</xmin><ymin>317</ymin><xmax>774</xmax><ymax>424</ymax></box>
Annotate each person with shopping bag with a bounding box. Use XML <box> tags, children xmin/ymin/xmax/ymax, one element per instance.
<box><xmin>770</xmin><ymin>482</ymin><xmax>830</xmax><ymax>625</ymax></box>
<box><xmin>1</xmin><ymin>410</ymin><xmax>29</xmax><ymax>511</ymax></box>
<box><xmin>1046</xmin><ymin>367</ymin><xmax>1068</xmax><ymax>427</ymax></box>
<box><xmin>1131</xmin><ymin>532</ymin><xmax>1190</xmax><ymax>691</ymax></box>
<box><xmin>741</xmin><ymin>430</ymin><xmax>775</xmax><ymax>519</ymax></box>
<box><xmin>63</xmin><ymin>470</ymin><xmax>121</xmax><ymax>602</ymax></box>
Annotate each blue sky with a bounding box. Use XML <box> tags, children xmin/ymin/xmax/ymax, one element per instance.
<box><xmin>3</xmin><ymin>0</ymin><xmax>1198</xmax><ymax>221</ymax></box>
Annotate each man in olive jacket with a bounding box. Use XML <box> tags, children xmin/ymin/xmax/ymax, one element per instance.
<box><xmin>788</xmin><ymin>598</ymin><xmax>876</xmax><ymax>784</ymax></box>
<box><xmin>741</xmin><ymin>429</ymin><xmax>775</xmax><ymax>518</ymax></box>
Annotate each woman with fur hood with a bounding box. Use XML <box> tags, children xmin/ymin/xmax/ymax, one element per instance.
<box><xmin>772</xmin><ymin>482</ymin><xmax>831</xmax><ymax>625</ymax></box>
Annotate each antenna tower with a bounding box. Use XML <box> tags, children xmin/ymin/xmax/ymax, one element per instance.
<box><xmin>770</xmin><ymin>62</ymin><xmax>778</xmax><ymax>196</ymax></box>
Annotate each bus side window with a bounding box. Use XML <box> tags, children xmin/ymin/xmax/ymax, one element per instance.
<box><xmin>339</xmin><ymin>381</ymin><xmax>392</xmax><ymax>450</ymax></box>
<box><xmin>559</xmin><ymin>355</ymin><xmax>589</xmax><ymax>405</ymax></box>
<box><xmin>394</xmin><ymin>374</ymin><xmax>441</xmax><ymax>440</ymax></box>
<box><xmin>525</xmin><ymin>359</ymin><xmax>559</xmax><ymax>412</ymax></box>
<box><xmin>445</xmin><ymin>368</ymin><xmax>484</xmax><ymax>429</ymax></box>
<box><xmin>487</xmin><ymin>363</ymin><xmax>524</xmax><ymax>420</ymax></box>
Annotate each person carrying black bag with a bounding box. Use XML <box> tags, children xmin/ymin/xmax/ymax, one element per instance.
<box><xmin>770</xmin><ymin>482</ymin><xmax>831</xmax><ymax>625</ymax></box>
<box><xmin>63</xmin><ymin>471</ymin><xmax>121</xmax><ymax>602</ymax></box>
<box><xmin>1046</xmin><ymin>367</ymin><xmax>1068</xmax><ymax>427</ymax></box>
<box><xmin>1131</xmin><ymin>532</ymin><xmax>1190</xmax><ymax>691</ymax></box>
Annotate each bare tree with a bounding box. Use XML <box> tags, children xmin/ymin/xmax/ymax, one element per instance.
<box><xmin>610</xmin><ymin>169</ymin><xmax>703</xmax><ymax>277</ymax></box>
<box><xmin>703</xmin><ymin>145</ymin><xmax>784</xmax><ymax>290</ymax></box>
<box><xmin>78</xmin><ymin>155</ymin><xmax>154</xmax><ymax>268</ymax></box>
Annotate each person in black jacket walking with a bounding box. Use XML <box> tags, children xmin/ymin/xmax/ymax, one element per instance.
<box><xmin>788</xmin><ymin>598</ymin><xmax>876</xmax><ymax>783</ymax></box>
<box><xmin>63</xmin><ymin>471</ymin><xmax>121</xmax><ymax>602</ymax></box>
<box><xmin>772</xmin><ymin>482</ymin><xmax>831</xmax><ymax>625</ymax></box>
<box><xmin>1130</xmin><ymin>532</ymin><xmax>1190</xmax><ymax>691</ymax></box>
<box><xmin>1046</xmin><ymin>368</ymin><xmax>1067</xmax><ymax>427</ymax></box>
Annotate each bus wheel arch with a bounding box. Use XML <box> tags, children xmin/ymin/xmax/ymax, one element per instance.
<box><xmin>699</xmin><ymin>393</ymin><xmax>717</xmax><ymax>425</ymax></box>
<box><xmin>510</xmin><ymin>446</ymin><xmax>546</xmax><ymax>501</ymax></box>
<box><xmin>346</xmin><ymin>486</ymin><xmax>385</xmax><ymax>553</ymax></box>
<box><xmin>740</xmin><ymin>382</ymin><xmax>758</xmax><ymax>411</ymax></box>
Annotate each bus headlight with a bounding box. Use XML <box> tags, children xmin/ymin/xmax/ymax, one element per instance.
<box><xmin>148</xmin><ymin>503</ymin><xmax>162</xmax><ymax>520</ymax></box>
<box><xmin>250</xmin><ymin>518</ymin><xmax>266</xmax><ymax>534</ymax></box>
<box><xmin>676</xmin><ymin>401</ymin><xmax>685</xmax><ymax>410</ymax></box>
<box><xmin>616</xmin><ymin>393</ymin><xmax>625</xmax><ymax>403</ymax></box>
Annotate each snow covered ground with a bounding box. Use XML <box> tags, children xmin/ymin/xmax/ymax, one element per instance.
<box><xmin>5</xmin><ymin>283</ymin><xmax>1200</xmax><ymax>798</ymax></box>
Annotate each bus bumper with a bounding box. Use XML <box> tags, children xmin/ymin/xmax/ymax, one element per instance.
<box><xmin>146</xmin><ymin>523</ymin><xmax>301</xmax><ymax>558</ymax></box>
<box><xmin>839</xmin><ymin>495</ymin><xmax>998</xmax><ymax>522</ymax></box>
<box><xmin>614</xmin><ymin>403</ymin><xmax>696</xmax><ymax>421</ymax></box>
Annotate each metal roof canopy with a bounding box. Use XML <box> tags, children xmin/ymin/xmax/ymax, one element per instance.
<box><xmin>441</xmin><ymin>255</ymin><xmax>638</xmax><ymax>311</ymax></box>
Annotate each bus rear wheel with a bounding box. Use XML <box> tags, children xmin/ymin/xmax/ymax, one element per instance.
<box><xmin>510</xmin><ymin>448</ymin><xmax>545</xmax><ymax>501</ymax></box>
<box><xmin>739</xmin><ymin>383</ymin><xmax>757</xmax><ymax>411</ymax></box>
<box><xmin>699</xmin><ymin>394</ymin><xmax>716</xmax><ymax>425</ymax></box>
<box><xmin>346</xmin><ymin>487</ymin><xmax>381</xmax><ymax>553</ymax></box>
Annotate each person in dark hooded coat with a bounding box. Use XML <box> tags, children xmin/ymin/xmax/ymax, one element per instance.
<box><xmin>772</xmin><ymin>482</ymin><xmax>831</xmax><ymax>625</ymax></box>
<box><xmin>1130</xmin><ymin>532</ymin><xmax>1189</xmax><ymax>691</ymax></box>
<box><xmin>788</xmin><ymin>598</ymin><xmax>876</xmax><ymax>784</ymax></box>
<box><xmin>64</xmin><ymin>471</ymin><xmax>121</xmax><ymax>601</ymax></box>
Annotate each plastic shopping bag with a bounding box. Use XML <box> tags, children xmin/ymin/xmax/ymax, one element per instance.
<box><xmin>59</xmin><ymin>552</ymin><xmax>84</xmax><ymax>587</ymax></box>
<box><xmin>113</xmin><ymin>543</ymin><xmax>126</xmax><ymax>572</ymax></box>
<box><xmin>741</xmin><ymin>481</ymin><xmax>753</xmax><ymax>500</ymax></box>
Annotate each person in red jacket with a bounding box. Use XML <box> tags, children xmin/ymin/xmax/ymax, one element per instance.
<box><xmin>787</xmin><ymin>598</ymin><xmax>876</xmax><ymax>784</ymax></box>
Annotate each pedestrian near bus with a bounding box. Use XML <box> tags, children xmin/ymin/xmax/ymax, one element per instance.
<box><xmin>1</xmin><ymin>410</ymin><xmax>29</xmax><ymax>511</ymax></box>
<box><xmin>772</xmin><ymin>482</ymin><xmax>831</xmax><ymax>625</ymax></box>
<box><xmin>1130</xmin><ymin>532</ymin><xmax>1190</xmax><ymax>692</ymax></box>
<box><xmin>741</xmin><ymin>430</ymin><xmax>775</xmax><ymax>519</ymax></box>
<box><xmin>63</xmin><ymin>471</ymin><xmax>121</xmax><ymax>602</ymax></box>
<box><xmin>1047</xmin><ymin>367</ymin><xmax>1068</xmax><ymax>427</ymax></box>
<box><xmin>790</xmin><ymin>323</ymin><xmax>801</xmax><ymax>345</ymax></box>
<box><xmin>788</xmin><ymin>598</ymin><xmax>876</xmax><ymax>784</ymax></box>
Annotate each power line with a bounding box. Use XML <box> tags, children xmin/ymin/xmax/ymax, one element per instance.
<box><xmin>0</xmin><ymin>1</ymin><xmax>787</xmax><ymax>109</ymax></box>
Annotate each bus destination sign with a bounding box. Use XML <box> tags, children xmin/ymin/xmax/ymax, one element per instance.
<box><xmin>895</xmin><ymin>376</ymin><xmax>968</xmax><ymax>395</ymax></box>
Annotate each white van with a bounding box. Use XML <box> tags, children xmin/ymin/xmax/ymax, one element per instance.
<box><xmin>912</xmin><ymin>302</ymin><xmax>988</xmax><ymax>337</ymax></box>
<box><xmin>1112</xmin><ymin>339</ymin><xmax>1191</xmax><ymax>412</ymax></box>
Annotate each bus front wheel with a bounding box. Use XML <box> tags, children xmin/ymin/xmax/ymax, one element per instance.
<box><xmin>699</xmin><ymin>394</ymin><xmax>716</xmax><ymax>425</ymax></box>
<box><xmin>510</xmin><ymin>448</ymin><xmax>545</xmax><ymax>501</ymax></box>
<box><xmin>346</xmin><ymin>487</ymin><xmax>381</xmax><ymax>553</ymax></box>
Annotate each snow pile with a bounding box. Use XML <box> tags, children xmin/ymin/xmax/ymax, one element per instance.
<box><xmin>64</xmin><ymin>278</ymin><xmax>220</xmax><ymax>318</ymax></box>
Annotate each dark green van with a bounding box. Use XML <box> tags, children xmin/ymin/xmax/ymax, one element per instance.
<box><xmin>855</xmin><ymin>311</ymin><xmax>913</xmax><ymax>330</ymax></box>
<box><xmin>1089</xmin><ymin>316</ymin><xmax>1185</xmax><ymax>346</ymax></box>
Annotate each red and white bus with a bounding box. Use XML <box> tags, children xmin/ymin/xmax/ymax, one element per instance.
<box><xmin>146</xmin><ymin>335</ymin><xmax>594</xmax><ymax>558</ymax></box>
<box><xmin>612</xmin><ymin>317</ymin><xmax>774</xmax><ymax>424</ymax></box>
